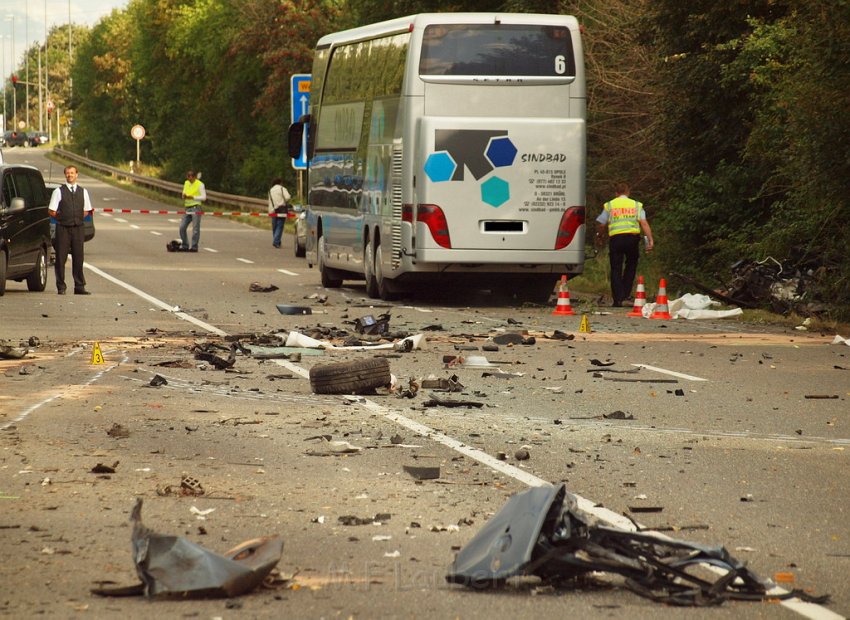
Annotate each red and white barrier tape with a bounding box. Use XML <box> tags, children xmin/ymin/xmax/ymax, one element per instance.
<box><xmin>94</xmin><ymin>208</ymin><xmax>295</xmax><ymax>218</ymax></box>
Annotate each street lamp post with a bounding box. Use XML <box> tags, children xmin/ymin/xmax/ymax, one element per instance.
<box><xmin>3</xmin><ymin>14</ymin><xmax>14</xmax><ymax>131</ymax></box>
<box><xmin>1</xmin><ymin>34</ymin><xmax>5</xmax><ymax>131</ymax></box>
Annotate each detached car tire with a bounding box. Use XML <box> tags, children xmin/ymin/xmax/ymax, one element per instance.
<box><xmin>309</xmin><ymin>358</ymin><xmax>391</xmax><ymax>395</ymax></box>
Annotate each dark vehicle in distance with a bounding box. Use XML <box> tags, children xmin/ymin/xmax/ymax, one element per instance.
<box><xmin>2</xmin><ymin>131</ymin><xmax>30</xmax><ymax>147</ymax></box>
<box><xmin>0</xmin><ymin>164</ymin><xmax>52</xmax><ymax>295</ymax></box>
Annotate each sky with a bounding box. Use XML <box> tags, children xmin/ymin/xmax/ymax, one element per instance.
<box><xmin>2</xmin><ymin>1</ymin><xmax>130</xmax><ymax>75</ymax></box>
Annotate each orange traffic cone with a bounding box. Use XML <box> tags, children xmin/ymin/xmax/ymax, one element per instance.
<box><xmin>552</xmin><ymin>275</ymin><xmax>575</xmax><ymax>316</ymax></box>
<box><xmin>650</xmin><ymin>277</ymin><xmax>672</xmax><ymax>319</ymax></box>
<box><xmin>627</xmin><ymin>276</ymin><xmax>647</xmax><ymax>317</ymax></box>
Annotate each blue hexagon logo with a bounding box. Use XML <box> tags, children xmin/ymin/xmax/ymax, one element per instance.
<box><xmin>481</xmin><ymin>176</ymin><xmax>510</xmax><ymax>207</ymax></box>
<box><xmin>485</xmin><ymin>136</ymin><xmax>517</xmax><ymax>168</ymax></box>
<box><xmin>424</xmin><ymin>151</ymin><xmax>457</xmax><ymax>183</ymax></box>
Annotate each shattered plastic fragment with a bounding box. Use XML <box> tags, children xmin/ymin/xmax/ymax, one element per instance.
<box><xmin>92</xmin><ymin>499</ymin><xmax>283</xmax><ymax>599</ymax></box>
<box><xmin>446</xmin><ymin>484</ymin><xmax>828</xmax><ymax>607</ymax></box>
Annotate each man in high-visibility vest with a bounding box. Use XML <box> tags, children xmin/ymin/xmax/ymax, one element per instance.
<box><xmin>595</xmin><ymin>182</ymin><xmax>655</xmax><ymax>307</ymax></box>
<box><xmin>179</xmin><ymin>170</ymin><xmax>207</xmax><ymax>252</ymax></box>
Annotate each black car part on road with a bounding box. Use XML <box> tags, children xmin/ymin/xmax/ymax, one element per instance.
<box><xmin>309</xmin><ymin>357</ymin><xmax>391</xmax><ymax>394</ymax></box>
<box><xmin>447</xmin><ymin>483</ymin><xmax>829</xmax><ymax>607</ymax></box>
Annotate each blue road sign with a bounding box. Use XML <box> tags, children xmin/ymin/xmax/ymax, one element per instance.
<box><xmin>290</xmin><ymin>74</ymin><xmax>311</xmax><ymax>170</ymax></box>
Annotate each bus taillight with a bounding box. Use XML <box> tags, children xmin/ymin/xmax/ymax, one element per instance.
<box><xmin>417</xmin><ymin>204</ymin><xmax>452</xmax><ymax>248</ymax></box>
<box><xmin>554</xmin><ymin>206</ymin><xmax>585</xmax><ymax>249</ymax></box>
<box><xmin>402</xmin><ymin>204</ymin><xmax>414</xmax><ymax>223</ymax></box>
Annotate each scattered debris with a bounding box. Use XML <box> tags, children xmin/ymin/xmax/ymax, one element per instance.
<box><xmin>423</xmin><ymin>392</ymin><xmax>484</xmax><ymax>409</ymax></box>
<box><xmin>90</xmin><ymin>462</ymin><xmax>118</xmax><ymax>474</ymax></box>
<box><xmin>481</xmin><ymin>369</ymin><xmax>524</xmax><ymax>379</ymax></box>
<box><xmin>249</xmin><ymin>282</ymin><xmax>279</xmax><ymax>293</ymax></box>
<box><xmin>339</xmin><ymin>513</ymin><xmax>391</xmax><ymax>526</ymax></box>
<box><xmin>421</xmin><ymin>376</ymin><xmax>464</xmax><ymax>392</ymax></box>
<box><xmin>354</xmin><ymin>313</ymin><xmax>390</xmax><ymax>336</ymax></box>
<box><xmin>106</xmin><ymin>423</ymin><xmax>130</xmax><ymax>439</ymax></box>
<box><xmin>193</xmin><ymin>342</ymin><xmax>237</xmax><ymax>370</ymax></box>
<box><xmin>403</xmin><ymin>464</ymin><xmax>441</xmax><ymax>480</ymax></box>
<box><xmin>492</xmin><ymin>333</ymin><xmax>525</xmax><ymax>345</ymax></box>
<box><xmin>0</xmin><ymin>342</ymin><xmax>28</xmax><ymax>359</ymax></box>
<box><xmin>149</xmin><ymin>374</ymin><xmax>168</xmax><ymax>387</ymax></box>
<box><xmin>603</xmin><ymin>411</ymin><xmax>634</xmax><ymax>420</ymax></box>
<box><xmin>804</xmin><ymin>395</ymin><xmax>839</xmax><ymax>400</ymax></box>
<box><xmin>514</xmin><ymin>448</ymin><xmax>530</xmax><ymax>461</ymax></box>
<box><xmin>276</xmin><ymin>304</ymin><xmax>312</xmax><ymax>315</ymax></box>
<box><xmin>92</xmin><ymin>499</ymin><xmax>283</xmax><ymax>599</ymax></box>
<box><xmin>446</xmin><ymin>484</ymin><xmax>828</xmax><ymax>606</ymax></box>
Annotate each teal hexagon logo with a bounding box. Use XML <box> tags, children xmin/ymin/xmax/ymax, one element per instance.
<box><xmin>481</xmin><ymin>176</ymin><xmax>510</xmax><ymax>207</ymax></box>
<box><xmin>424</xmin><ymin>151</ymin><xmax>457</xmax><ymax>183</ymax></box>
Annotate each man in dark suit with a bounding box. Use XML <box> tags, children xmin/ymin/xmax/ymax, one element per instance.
<box><xmin>48</xmin><ymin>165</ymin><xmax>93</xmax><ymax>295</ymax></box>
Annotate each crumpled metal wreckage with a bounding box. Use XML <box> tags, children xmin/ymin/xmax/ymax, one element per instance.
<box><xmin>93</xmin><ymin>499</ymin><xmax>283</xmax><ymax>599</ymax></box>
<box><xmin>446</xmin><ymin>484</ymin><xmax>828</xmax><ymax>607</ymax></box>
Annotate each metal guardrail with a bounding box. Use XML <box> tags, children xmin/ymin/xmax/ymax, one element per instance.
<box><xmin>53</xmin><ymin>147</ymin><xmax>267</xmax><ymax>211</ymax></box>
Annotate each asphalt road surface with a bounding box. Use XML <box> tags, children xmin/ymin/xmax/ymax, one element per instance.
<box><xmin>2</xmin><ymin>148</ymin><xmax>848</xmax><ymax>619</ymax></box>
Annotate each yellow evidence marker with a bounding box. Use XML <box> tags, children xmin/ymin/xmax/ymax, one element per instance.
<box><xmin>90</xmin><ymin>342</ymin><xmax>105</xmax><ymax>365</ymax></box>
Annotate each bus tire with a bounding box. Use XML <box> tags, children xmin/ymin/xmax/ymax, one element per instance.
<box><xmin>364</xmin><ymin>237</ymin><xmax>379</xmax><ymax>298</ymax></box>
<box><xmin>375</xmin><ymin>243</ymin><xmax>398</xmax><ymax>301</ymax></box>
<box><xmin>318</xmin><ymin>234</ymin><xmax>343</xmax><ymax>288</ymax></box>
<box><xmin>309</xmin><ymin>357</ymin><xmax>392</xmax><ymax>394</ymax></box>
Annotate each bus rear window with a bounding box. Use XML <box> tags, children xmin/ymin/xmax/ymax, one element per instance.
<box><xmin>419</xmin><ymin>24</ymin><xmax>575</xmax><ymax>78</ymax></box>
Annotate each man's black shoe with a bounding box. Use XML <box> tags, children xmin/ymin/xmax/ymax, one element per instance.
<box><xmin>74</xmin><ymin>289</ymin><xmax>91</xmax><ymax>295</ymax></box>
<box><xmin>189</xmin><ymin>248</ymin><xmax>198</xmax><ymax>252</ymax></box>
<box><xmin>58</xmin><ymin>289</ymin><xmax>66</xmax><ymax>295</ymax></box>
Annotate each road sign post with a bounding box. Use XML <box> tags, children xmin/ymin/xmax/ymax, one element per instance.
<box><xmin>290</xmin><ymin>74</ymin><xmax>311</xmax><ymax>170</ymax></box>
<box><xmin>130</xmin><ymin>124</ymin><xmax>146</xmax><ymax>171</ymax></box>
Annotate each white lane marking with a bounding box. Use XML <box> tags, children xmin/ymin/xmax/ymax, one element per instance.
<box><xmin>1</xmin><ymin>355</ymin><xmax>122</xmax><ymax>431</ymax></box>
<box><xmin>150</xmin><ymin>231</ymin><xmax>163</xmax><ymax>236</ymax></box>
<box><xmin>203</xmin><ymin>247</ymin><xmax>218</xmax><ymax>253</ymax></box>
<box><xmin>632</xmin><ymin>363</ymin><xmax>708</xmax><ymax>381</ymax></box>
<box><xmin>277</xmin><ymin>269</ymin><xmax>298</xmax><ymax>276</ymax></box>
<box><xmin>83</xmin><ymin>263</ymin><xmax>227</xmax><ymax>336</ymax></box>
<box><xmin>399</xmin><ymin>305</ymin><xmax>434</xmax><ymax>313</ymax></box>
<box><xmin>130</xmin><ymin>224</ymin><xmax>140</xmax><ymax>229</ymax></box>
<box><xmin>237</xmin><ymin>258</ymin><xmax>254</xmax><ymax>264</ymax></box>
<box><xmin>168</xmin><ymin>218</ymin><xmax>179</xmax><ymax>224</ymax></box>
<box><xmin>115</xmin><ymin>218</ymin><xmax>128</xmax><ymax>223</ymax></box>
<box><xmin>273</xmin><ymin>359</ymin><xmax>309</xmax><ymax>379</ymax></box>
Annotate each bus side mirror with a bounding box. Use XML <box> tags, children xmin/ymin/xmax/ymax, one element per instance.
<box><xmin>288</xmin><ymin>122</ymin><xmax>304</xmax><ymax>159</ymax></box>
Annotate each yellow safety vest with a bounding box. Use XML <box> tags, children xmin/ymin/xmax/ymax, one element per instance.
<box><xmin>183</xmin><ymin>179</ymin><xmax>204</xmax><ymax>207</ymax></box>
<box><xmin>604</xmin><ymin>196</ymin><xmax>642</xmax><ymax>236</ymax></box>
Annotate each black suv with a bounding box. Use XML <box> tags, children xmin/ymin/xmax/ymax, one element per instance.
<box><xmin>0</xmin><ymin>164</ymin><xmax>52</xmax><ymax>295</ymax></box>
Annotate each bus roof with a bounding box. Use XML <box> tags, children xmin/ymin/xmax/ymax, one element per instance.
<box><xmin>315</xmin><ymin>13</ymin><xmax>580</xmax><ymax>49</ymax></box>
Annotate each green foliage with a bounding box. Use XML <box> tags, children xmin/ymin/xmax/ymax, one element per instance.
<box><xmin>70</xmin><ymin>0</ymin><xmax>342</xmax><ymax>196</ymax></box>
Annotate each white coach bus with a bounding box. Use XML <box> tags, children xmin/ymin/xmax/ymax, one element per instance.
<box><xmin>288</xmin><ymin>13</ymin><xmax>587</xmax><ymax>301</ymax></box>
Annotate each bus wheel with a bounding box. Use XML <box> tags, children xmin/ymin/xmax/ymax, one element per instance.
<box><xmin>318</xmin><ymin>234</ymin><xmax>342</xmax><ymax>288</ymax></box>
<box><xmin>364</xmin><ymin>238</ymin><xmax>379</xmax><ymax>298</ymax></box>
<box><xmin>375</xmin><ymin>244</ymin><xmax>398</xmax><ymax>301</ymax></box>
<box><xmin>309</xmin><ymin>357</ymin><xmax>391</xmax><ymax>394</ymax></box>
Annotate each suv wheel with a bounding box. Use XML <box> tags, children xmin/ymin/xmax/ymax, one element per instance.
<box><xmin>26</xmin><ymin>247</ymin><xmax>48</xmax><ymax>292</ymax></box>
<box><xmin>0</xmin><ymin>251</ymin><xmax>7</xmax><ymax>296</ymax></box>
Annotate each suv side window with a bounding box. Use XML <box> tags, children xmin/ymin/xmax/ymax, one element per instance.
<box><xmin>1</xmin><ymin>173</ymin><xmax>15</xmax><ymax>207</ymax></box>
<box><xmin>10</xmin><ymin>171</ymin><xmax>33</xmax><ymax>208</ymax></box>
<box><xmin>25</xmin><ymin>170</ymin><xmax>48</xmax><ymax>206</ymax></box>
